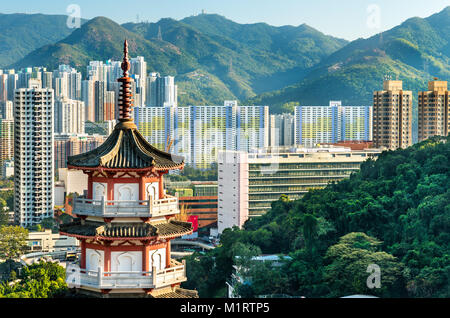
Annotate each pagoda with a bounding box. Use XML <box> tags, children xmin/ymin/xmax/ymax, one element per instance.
<box><xmin>61</xmin><ymin>40</ymin><xmax>198</xmax><ymax>298</ymax></box>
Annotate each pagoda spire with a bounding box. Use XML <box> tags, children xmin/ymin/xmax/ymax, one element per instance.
<box><xmin>118</xmin><ymin>39</ymin><xmax>133</xmax><ymax>122</ymax></box>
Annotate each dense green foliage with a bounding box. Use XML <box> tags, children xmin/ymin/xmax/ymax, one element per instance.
<box><xmin>0</xmin><ymin>13</ymin><xmax>86</xmax><ymax>67</ymax></box>
<box><xmin>10</xmin><ymin>14</ymin><xmax>346</xmax><ymax>106</ymax></box>
<box><xmin>248</xmin><ymin>7</ymin><xmax>450</xmax><ymax>110</ymax></box>
<box><xmin>0</xmin><ymin>226</ymin><xmax>28</xmax><ymax>260</ymax></box>
<box><xmin>183</xmin><ymin>136</ymin><xmax>450</xmax><ymax>298</ymax></box>
<box><xmin>0</xmin><ymin>261</ymin><xmax>68</xmax><ymax>298</ymax></box>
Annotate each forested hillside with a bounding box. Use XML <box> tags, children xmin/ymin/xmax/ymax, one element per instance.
<box><xmin>183</xmin><ymin>136</ymin><xmax>450</xmax><ymax>298</ymax></box>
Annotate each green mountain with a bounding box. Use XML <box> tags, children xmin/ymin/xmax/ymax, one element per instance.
<box><xmin>248</xmin><ymin>6</ymin><xmax>450</xmax><ymax>111</ymax></box>
<box><xmin>10</xmin><ymin>14</ymin><xmax>347</xmax><ymax>106</ymax></box>
<box><xmin>0</xmin><ymin>13</ymin><xmax>87</xmax><ymax>68</ymax></box>
<box><xmin>11</xmin><ymin>17</ymin><xmax>198</xmax><ymax>75</ymax></box>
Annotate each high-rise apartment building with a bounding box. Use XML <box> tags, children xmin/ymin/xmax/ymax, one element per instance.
<box><xmin>82</xmin><ymin>79</ymin><xmax>95</xmax><ymax>122</ymax></box>
<box><xmin>0</xmin><ymin>74</ymin><xmax>8</xmax><ymax>101</ymax></box>
<box><xmin>7</xmin><ymin>73</ymin><xmax>18</xmax><ymax>101</ymax></box>
<box><xmin>94</xmin><ymin>81</ymin><xmax>106</xmax><ymax>122</ymax></box>
<box><xmin>14</xmin><ymin>80</ymin><xmax>54</xmax><ymax>227</ymax></box>
<box><xmin>373</xmin><ymin>80</ymin><xmax>413</xmax><ymax>150</ymax></box>
<box><xmin>0</xmin><ymin>101</ymin><xmax>13</xmax><ymax>120</ymax></box>
<box><xmin>54</xmin><ymin>97</ymin><xmax>85</xmax><ymax>134</ymax></box>
<box><xmin>295</xmin><ymin>102</ymin><xmax>372</xmax><ymax>147</ymax></box>
<box><xmin>130</xmin><ymin>56</ymin><xmax>147</xmax><ymax>104</ymax></box>
<box><xmin>105</xmin><ymin>91</ymin><xmax>116</xmax><ymax>121</ymax></box>
<box><xmin>0</xmin><ymin>118</ymin><xmax>14</xmax><ymax>170</ymax></box>
<box><xmin>133</xmin><ymin>102</ymin><xmax>269</xmax><ymax>169</ymax></box>
<box><xmin>146</xmin><ymin>73</ymin><xmax>177</xmax><ymax>107</ymax></box>
<box><xmin>269</xmin><ymin>113</ymin><xmax>295</xmax><ymax>147</ymax></box>
<box><xmin>53</xmin><ymin>65</ymin><xmax>82</xmax><ymax>100</ymax></box>
<box><xmin>418</xmin><ymin>79</ymin><xmax>449</xmax><ymax>142</ymax></box>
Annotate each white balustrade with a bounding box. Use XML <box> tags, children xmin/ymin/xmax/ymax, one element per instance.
<box><xmin>72</xmin><ymin>195</ymin><xmax>179</xmax><ymax>218</ymax></box>
<box><xmin>66</xmin><ymin>261</ymin><xmax>187</xmax><ymax>290</ymax></box>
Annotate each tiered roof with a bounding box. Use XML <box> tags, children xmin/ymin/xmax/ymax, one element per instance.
<box><xmin>60</xmin><ymin>219</ymin><xmax>193</xmax><ymax>240</ymax></box>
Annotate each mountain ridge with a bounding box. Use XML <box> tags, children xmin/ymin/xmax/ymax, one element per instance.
<box><xmin>8</xmin><ymin>13</ymin><xmax>347</xmax><ymax>106</ymax></box>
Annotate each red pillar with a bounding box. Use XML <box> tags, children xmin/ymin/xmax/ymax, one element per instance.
<box><xmin>104</xmin><ymin>245</ymin><xmax>111</xmax><ymax>275</ymax></box>
<box><xmin>159</xmin><ymin>175</ymin><xmax>164</xmax><ymax>199</ymax></box>
<box><xmin>166</xmin><ymin>241</ymin><xmax>171</xmax><ymax>268</ymax></box>
<box><xmin>107</xmin><ymin>179</ymin><xmax>114</xmax><ymax>203</ymax></box>
<box><xmin>142</xmin><ymin>244</ymin><xmax>150</xmax><ymax>275</ymax></box>
<box><xmin>80</xmin><ymin>240</ymin><xmax>86</xmax><ymax>269</ymax></box>
<box><xmin>139</xmin><ymin>176</ymin><xmax>146</xmax><ymax>202</ymax></box>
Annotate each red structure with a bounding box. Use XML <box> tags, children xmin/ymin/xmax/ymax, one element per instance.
<box><xmin>61</xmin><ymin>40</ymin><xmax>198</xmax><ymax>298</ymax></box>
<box><xmin>322</xmin><ymin>141</ymin><xmax>374</xmax><ymax>151</ymax></box>
<box><xmin>179</xmin><ymin>196</ymin><xmax>218</xmax><ymax>229</ymax></box>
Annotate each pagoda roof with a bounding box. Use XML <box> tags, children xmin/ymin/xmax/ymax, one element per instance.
<box><xmin>67</xmin><ymin>122</ymin><xmax>184</xmax><ymax>171</ymax></box>
<box><xmin>152</xmin><ymin>287</ymin><xmax>199</xmax><ymax>298</ymax></box>
<box><xmin>60</xmin><ymin>218</ymin><xmax>193</xmax><ymax>240</ymax></box>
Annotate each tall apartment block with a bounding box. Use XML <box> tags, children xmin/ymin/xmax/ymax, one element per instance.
<box><xmin>269</xmin><ymin>113</ymin><xmax>295</xmax><ymax>147</ymax></box>
<box><xmin>0</xmin><ymin>118</ymin><xmax>14</xmax><ymax>176</ymax></box>
<box><xmin>373</xmin><ymin>80</ymin><xmax>413</xmax><ymax>150</ymax></box>
<box><xmin>14</xmin><ymin>80</ymin><xmax>54</xmax><ymax>227</ymax></box>
<box><xmin>295</xmin><ymin>102</ymin><xmax>372</xmax><ymax>147</ymax></box>
<box><xmin>146</xmin><ymin>73</ymin><xmax>178</xmax><ymax>107</ymax></box>
<box><xmin>418</xmin><ymin>79</ymin><xmax>449</xmax><ymax>142</ymax></box>
<box><xmin>133</xmin><ymin>102</ymin><xmax>269</xmax><ymax>169</ymax></box>
<box><xmin>54</xmin><ymin>97</ymin><xmax>85</xmax><ymax>134</ymax></box>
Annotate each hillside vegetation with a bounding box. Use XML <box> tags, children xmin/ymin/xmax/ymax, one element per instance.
<box><xmin>183</xmin><ymin>136</ymin><xmax>450</xmax><ymax>298</ymax></box>
<box><xmin>0</xmin><ymin>13</ymin><xmax>86</xmax><ymax>68</ymax></box>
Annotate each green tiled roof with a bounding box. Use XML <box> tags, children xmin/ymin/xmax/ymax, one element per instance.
<box><xmin>67</xmin><ymin>121</ymin><xmax>184</xmax><ymax>170</ymax></box>
<box><xmin>60</xmin><ymin>219</ymin><xmax>193</xmax><ymax>239</ymax></box>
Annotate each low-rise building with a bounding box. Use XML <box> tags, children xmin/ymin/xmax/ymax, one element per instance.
<box><xmin>218</xmin><ymin>146</ymin><xmax>381</xmax><ymax>233</ymax></box>
<box><xmin>27</xmin><ymin>229</ymin><xmax>79</xmax><ymax>253</ymax></box>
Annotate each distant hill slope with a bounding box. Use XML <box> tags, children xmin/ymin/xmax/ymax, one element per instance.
<box><xmin>0</xmin><ymin>13</ymin><xmax>86</xmax><ymax>68</ymax></box>
<box><xmin>11</xmin><ymin>14</ymin><xmax>347</xmax><ymax>106</ymax></box>
<box><xmin>248</xmin><ymin>6</ymin><xmax>450</xmax><ymax>110</ymax></box>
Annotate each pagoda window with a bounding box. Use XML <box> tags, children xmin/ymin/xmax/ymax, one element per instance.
<box><xmin>114</xmin><ymin>183</ymin><xmax>139</xmax><ymax>205</ymax></box>
<box><xmin>149</xmin><ymin>248</ymin><xmax>166</xmax><ymax>270</ymax></box>
<box><xmin>86</xmin><ymin>249</ymin><xmax>104</xmax><ymax>271</ymax></box>
<box><xmin>93</xmin><ymin>183</ymin><xmax>106</xmax><ymax>202</ymax></box>
<box><xmin>146</xmin><ymin>183</ymin><xmax>159</xmax><ymax>201</ymax></box>
<box><xmin>112</xmin><ymin>251</ymin><xmax>142</xmax><ymax>273</ymax></box>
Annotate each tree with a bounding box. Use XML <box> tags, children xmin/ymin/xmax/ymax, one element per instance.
<box><xmin>0</xmin><ymin>226</ymin><xmax>29</xmax><ymax>260</ymax></box>
<box><xmin>0</xmin><ymin>199</ymin><xmax>8</xmax><ymax>226</ymax></box>
<box><xmin>324</xmin><ymin>233</ymin><xmax>404</xmax><ymax>297</ymax></box>
<box><xmin>0</xmin><ymin>261</ymin><xmax>68</xmax><ymax>298</ymax></box>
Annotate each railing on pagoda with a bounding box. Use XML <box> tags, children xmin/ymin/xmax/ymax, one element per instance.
<box><xmin>72</xmin><ymin>195</ymin><xmax>179</xmax><ymax>218</ymax></box>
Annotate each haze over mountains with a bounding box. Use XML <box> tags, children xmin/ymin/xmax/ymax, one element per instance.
<box><xmin>2</xmin><ymin>6</ymin><xmax>449</xmax><ymax>110</ymax></box>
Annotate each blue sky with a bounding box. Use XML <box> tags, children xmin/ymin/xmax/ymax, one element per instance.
<box><xmin>1</xmin><ymin>0</ymin><xmax>449</xmax><ymax>40</ymax></box>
